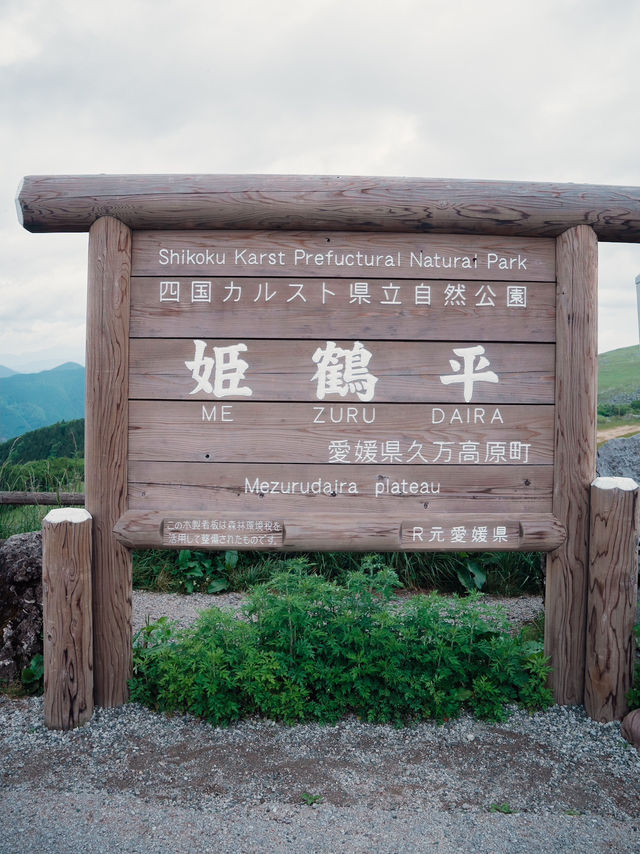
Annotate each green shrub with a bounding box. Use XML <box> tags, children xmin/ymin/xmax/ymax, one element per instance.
<box><xmin>21</xmin><ymin>653</ymin><xmax>44</xmax><ymax>695</ymax></box>
<box><xmin>130</xmin><ymin>564</ymin><xmax>553</xmax><ymax>726</ymax></box>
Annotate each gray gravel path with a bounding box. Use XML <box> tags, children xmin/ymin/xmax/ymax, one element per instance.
<box><xmin>1</xmin><ymin>592</ymin><xmax>639</xmax><ymax>853</ymax></box>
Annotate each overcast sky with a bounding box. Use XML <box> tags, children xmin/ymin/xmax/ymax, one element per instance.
<box><xmin>2</xmin><ymin>0</ymin><xmax>640</xmax><ymax>371</ymax></box>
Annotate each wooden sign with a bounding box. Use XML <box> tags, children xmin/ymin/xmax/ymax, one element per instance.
<box><xmin>22</xmin><ymin>175</ymin><xmax>620</xmax><ymax>710</ymax></box>
<box><xmin>121</xmin><ymin>229</ymin><xmax>558</xmax><ymax>553</ymax></box>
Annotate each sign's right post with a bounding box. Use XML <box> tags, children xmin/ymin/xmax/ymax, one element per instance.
<box><xmin>545</xmin><ymin>225</ymin><xmax>598</xmax><ymax>705</ymax></box>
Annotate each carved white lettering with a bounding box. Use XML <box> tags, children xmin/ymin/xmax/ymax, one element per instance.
<box><xmin>430</xmin><ymin>407</ymin><xmax>503</xmax><ymax>425</ymax></box>
<box><xmin>201</xmin><ymin>404</ymin><xmax>234</xmax><ymax>422</ymax></box>
<box><xmin>374</xmin><ymin>479</ymin><xmax>441</xmax><ymax>497</ymax></box>
<box><xmin>487</xmin><ymin>252</ymin><xmax>527</xmax><ymax>271</ymax></box>
<box><xmin>312</xmin><ymin>406</ymin><xmax>376</xmax><ymax>424</ymax></box>
<box><xmin>245</xmin><ymin>477</ymin><xmax>358</xmax><ymax>495</ymax></box>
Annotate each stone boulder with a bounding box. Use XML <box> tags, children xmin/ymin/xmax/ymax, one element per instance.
<box><xmin>597</xmin><ymin>433</ymin><xmax>640</xmax><ymax>481</ymax></box>
<box><xmin>621</xmin><ymin>708</ymin><xmax>640</xmax><ymax>750</ymax></box>
<box><xmin>0</xmin><ymin>532</ymin><xmax>43</xmax><ymax>683</ymax></box>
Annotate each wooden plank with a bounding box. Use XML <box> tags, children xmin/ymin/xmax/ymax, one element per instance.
<box><xmin>0</xmin><ymin>491</ymin><xmax>84</xmax><ymax>506</ymax></box>
<box><xmin>128</xmin><ymin>461</ymin><xmax>554</xmax><ymax>514</ymax></box>
<box><xmin>401</xmin><ymin>514</ymin><xmax>565</xmax><ymax>551</ymax></box>
<box><xmin>545</xmin><ymin>225</ymin><xmax>598</xmax><ymax>705</ymax></box>
<box><xmin>85</xmin><ymin>216</ymin><xmax>132</xmax><ymax>708</ymax></box>
<box><xmin>132</xmin><ymin>231</ymin><xmax>555</xmax><ymax>281</ymax></box>
<box><xmin>114</xmin><ymin>509</ymin><xmax>563</xmax><ymax>552</ymax></box>
<box><xmin>128</xmin><ymin>401</ymin><xmax>554</xmax><ymax>465</ymax></box>
<box><xmin>584</xmin><ymin>477</ymin><xmax>640</xmax><ymax>722</ymax></box>
<box><xmin>42</xmin><ymin>508</ymin><xmax>93</xmax><ymax>730</ymax></box>
<box><xmin>17</xmin><ymin>174</ymin><xmax>640</xmax><ymax>242</ymax></box>
<box><xmin>130</xmin><ymin>278</ymin><xmax>556</xmax><ymax>342</ymax></box>
<box><xmin>114</xmin><ymin>509</ymin><xmax>400</xmax><ymax>551</ymax></box>
<box><xmin>129</xmin><ymin>339</ymin><xmax>555</xmax><ymax>404</ymax></box>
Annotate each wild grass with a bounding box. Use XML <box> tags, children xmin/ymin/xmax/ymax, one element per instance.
<box><xmin>0</xmin><ymin>456</ymin><xmax>84</xmax><ymax>540</ymax></box>
<box><xmin>131</xmin><ymin>548</ymin><xmax>544</xmax><ymax>596</ymax></box>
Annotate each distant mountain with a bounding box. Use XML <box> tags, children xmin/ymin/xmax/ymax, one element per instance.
<box><xmin>0</xmin><ymin>363</ymin><xmax>85</xmax><ymax>442</ymax></box>
<box><xmin>598</xmin><ymin>345</ymin><xmax>640</xmax><ymax>405</ymax></box>
<box><xmin>50</xmin><ymin>361</ymin><xmax>82</xmax><ymax>371</ymax></box>
<box><xmin>0</xmin><ymin>365</ymin><xmax>19</xmax><ymax>379</ymax></box>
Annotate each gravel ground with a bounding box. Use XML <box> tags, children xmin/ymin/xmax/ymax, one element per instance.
<box><xmin>1</xmin><ymin>591</ymin><xmax>639</xmax><ymax>854</ymax></box>
<box><xmin>130</xmin><ymin>589</ymin><xmax>548</xmax><ymax>636</ymax></box>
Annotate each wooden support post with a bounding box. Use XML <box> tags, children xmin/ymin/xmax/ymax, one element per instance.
<box><xmin>42</xmin><ymin>508</ymin><xmax>93</xmax><ymax>730</ymax></box>
<box><xmin>86</xmin><ymin>216</ymin><xmax>132</xmax><ymax>707</ymax></box>
<box><xmin>585</xmin><ymin>477</ymin><xmax>640</xmax><ymax>721</ymax></box>
<box><xmin>545</xmin><ymin>225</ymin><xmax>598</xmax><ymax>704</ymax></box>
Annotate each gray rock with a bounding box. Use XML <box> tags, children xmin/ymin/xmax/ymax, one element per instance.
<box><xmin>0</xmin><ymin>531</ymin><xmax>42</xmax><ymax>683</ymax></box>
<box><xmin>621</xmin><ymin>708</ymin><xmax>640</xmax><ymax>750</ymax></box>
<box><xmin>596</xmin><ymin>433</ymin><xmax>640</xmax><ymax>482</ymax></box>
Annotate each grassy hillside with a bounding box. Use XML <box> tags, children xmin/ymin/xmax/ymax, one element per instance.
<box><xmin>0</xmin><ymin>419</ymin><xmax>84</xmax><ymax>464</ymax></box>
<box><xmin>598</xmin><ymin>345</ymin><xmax>640</xmax><ymax>405</ymax></box>
<box><xmin>0</xmin><ymin>363</ymin><xmax>85</xmax><ymax>442</ymax></box>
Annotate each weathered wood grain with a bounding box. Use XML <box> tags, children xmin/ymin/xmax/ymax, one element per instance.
<box><xmin>113</xmin><ymin>509</ymin><xmax>563</xmax><ymax>552</ymax></box>
<box><xmin>544</xmin><ymin>226</ymin><xmax>598</xmax><ymax>705</ymax></box>
<box><xmin>128</xmin><ymin>401</ymin><xmax>554</xmax><ymax>464</ymax></box>
<box><xmin>17</xmin><ymin>174</ymin><xmax>640</xmax><ymax>242</ymax></box>
<box><xmin>132</xmin><ymin>231</ymin><xmax>555</xmax><ymax>280</ymax></box>
<box><xmin>130</xmin><ymin>277</ymin><xmax>556</xmax><ymax>342</ymax></box>
<box><xmin>129</xmin><ymin>339</ymin><xmax>555</xmax><ymax>404</ymax></box>
<box><xmin>584</xmin><ymin>477</ymin><xmax>640</xmax><ymax>722</ymax></box>
<box><xmin>85</xmin><ymin>216</ymin><xmax>132</xmax><ymax>708</ymax></box>
<box><xmin>128</xmin><ymin>461</ymin><xmax>553</xmax><ymax>514</ymax></box>
<box><xmin>42</xmin><ymin>508</ymin><xmax>93</xmax><ymax>730</ymax></box>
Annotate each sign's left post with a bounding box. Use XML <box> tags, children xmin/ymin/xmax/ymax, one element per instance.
<box><xmin>86</xmin><ymin>216</ymin><xmax>132</xmax><ymax>707</ymax></box>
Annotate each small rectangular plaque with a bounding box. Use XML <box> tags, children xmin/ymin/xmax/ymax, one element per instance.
<box><xmin>401</xmin><ymin>519</ymin><xmax>521</xmax><ymax>550</ymax></box>
<box><xmin>162</xmin><ymin>517</ymin><xmax>284</xmax><ymax>548</ymax></box>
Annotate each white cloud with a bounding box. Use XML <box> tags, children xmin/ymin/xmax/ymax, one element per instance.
<box><xmin>2</xmin><ymin>0</ymin><xmax>640</xmax><ymax>368</ymax></box>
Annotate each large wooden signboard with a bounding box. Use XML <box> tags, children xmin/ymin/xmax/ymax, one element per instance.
<box><xmin>117</xmin><ymin>230</ymin><xmax>561</xmax><ymax>553</ymax></box>
<box><xmin>21</xmin><ymin>175</ymin><xmax>633</xmax><ymax>712</ymax></box>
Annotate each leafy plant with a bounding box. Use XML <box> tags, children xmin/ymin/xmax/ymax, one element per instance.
<box><xmin>174</xmin><ymin>549</ymin><xmax>232</xmax><ymax>594</ymax></box>
<box><xmin>456</xmin><ymin>557</ymin><xmax>487</xmax><ymax>592</ymax></box>
<box><xmin>21</xmin><ymin>653</ymin><xmax>44</xmax><ymax>695</ymax></box>
<box><xmin>301</xmin><ymin>792</ymin><xmax>323</xmax><ymax>805</ymax></box>
<box><xmin>129</xmin><ymin>566</ymin><xmax>553</xmax><ymax>727</ymax></box>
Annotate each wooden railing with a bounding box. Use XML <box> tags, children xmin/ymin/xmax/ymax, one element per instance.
<box><xmin>0</xmin><ymin>491</ymin><xmax>85</xmax><ymax>506</ymax></box>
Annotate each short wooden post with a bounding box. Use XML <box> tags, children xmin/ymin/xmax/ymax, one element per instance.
<box><xmin>42</xmin><ymin>508</ymin><xmax>94</xmax><ymax>730</ymax></box>
<box><xmin>584</xmin><ymin>477</ymin><xmax>640</xmax><ymax>722</ymax></box>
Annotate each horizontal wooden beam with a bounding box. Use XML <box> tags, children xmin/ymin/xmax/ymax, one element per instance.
<box><xmin>128</xmin><ymin>401</ymin><xmax>554</xmax><ymax>465</ymax></box>
<box><xmin>131</xmin><ymin>277</ymin><xmax>556</xmax><ymax>343</ymax></box>
<box><xmin>128</xmin><ymin>461</ymin><xmax>554</xmax><ymax>515</ymax></box>
<box><xmin>129</xmin><ymin>339</ymin><xmax>555</xmax><ymax>403</ymax></box>
<box><xmin>16</xmin><ymin>174</ymin><xmax>640</xmax><ymax>242</ymax></box>
<box><xmin>113</xmin><ymin>509</ymin><xmax>565</xmax><ymax>552</ymax></box>
<box><xmin>0</xmin><ymin>491</ymin><xmax>85</xmax><ymax>506</ymax></box>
